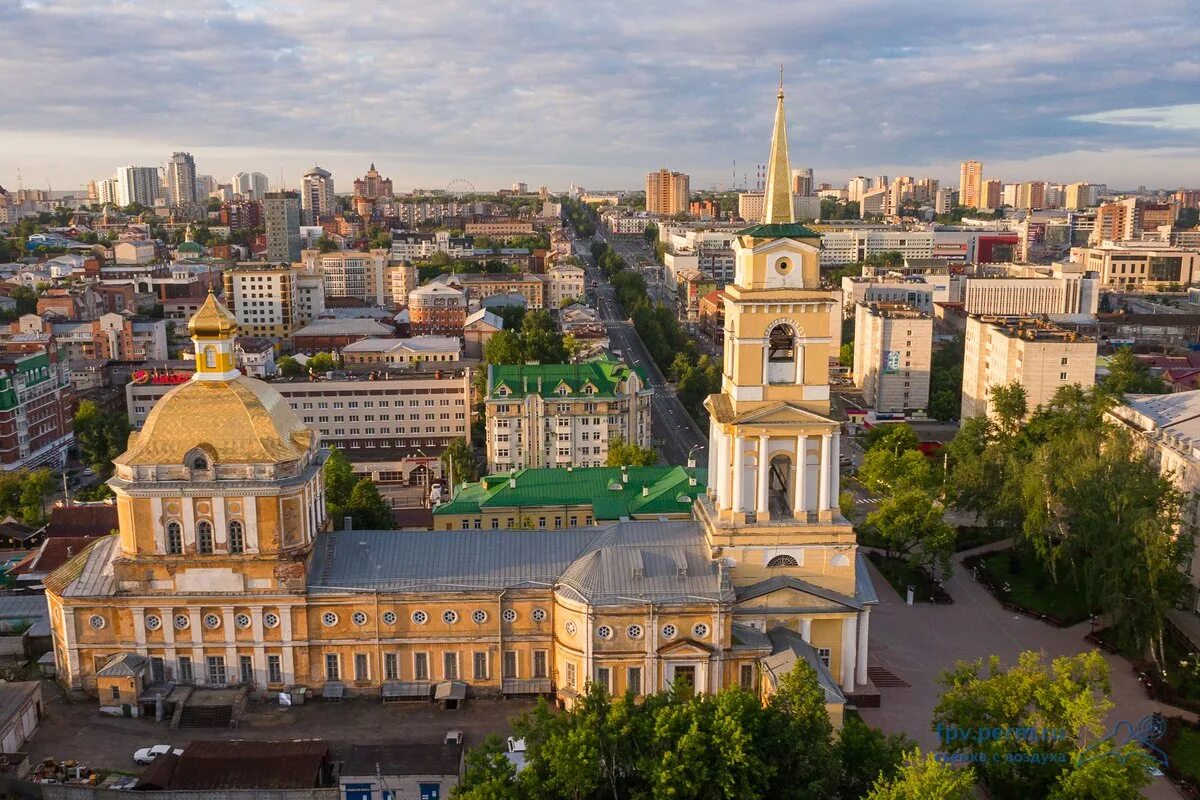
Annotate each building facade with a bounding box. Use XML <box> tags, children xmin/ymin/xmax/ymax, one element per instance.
<box><xmin>852</xmin><ymin>303</ymin><xmax>932</xmax><ymax>416</ymax></box>
<box><xmin>646</xmin><ymin>169</ymin><xmax>690</xmax><ymax>216</ymax></box>
<box><xmin>1072</xmin><ymin>242</ymin><xmax>1200</xmax><ymax>290</ymax></box>
<box><xmin>959</xmin><ymin>161</ymin><xmax>982</xmax><ymax>209</ymax></box>
<box><xmin>0</xmin><ymin>339</ymin><xmax>73</xmax><ymax>470</ymax></box>
<box><xmin>962</xmin><ymin>264</ymin><xmax>1099</xmax><ymax>318</ymax></box>
<box><xmin>222</xmin><ymin>264</ymin><xmax>301</xmax><ymax>341</ymax></box>
<box><xmin>301</xmin><ymin>167</ymin><xmax>335</xmax><ymax>225</ymax></box>
<box><xmin>264</xmin><ymin>192</ymin><xmax>301</xmax><ymax>264</ymax></box>
<box><xmin>302</xmin><ymin>249</ymin><xmax>393</xmax><ymax>306</ymax></box>
<box><xmin>545</xmin><ymin>264</ymin><xmax>585</xmax><ymax>309</ymax></box>
<box><xmin>166</xmin><ymin>152</ymin><xmax>197</xmax><ymax>208</ymax></box>
<box><xmin>407</xmin><ymin>282</ymin><xmax>469</xmax><ymax>337</ymax></box>
<box><xmin>114</xmin><ymin>166</ymin><xmax>160</xmax><ymax>208</ymax></box>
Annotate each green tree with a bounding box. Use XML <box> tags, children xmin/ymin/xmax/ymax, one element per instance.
<box><xmin>863</xmin><ymin>423</ymin><xmax>919</xmax><ymax>454</ymax></box>
<box><xmin>863</xmin><ymin>751</ymin><xmax>976</xmax><ymax>800</ymax></box>
<box><xmin>9</xmin><ymin>286</ymin><xmax>37</xmax><ymax>316</ymax></box>
<box><xmin>839</xmin><ymin>341</ymin><xmax>854</xmax><ymax>367</ymax></box>
<box><xmin>863</xmin><ymin>487</ymin><xmax>957</xmax><ymax>576</ymax></box>
<box><xmin>1098</xmin><ymin>348</ymin><xmax>1166</xmax><ymax>397</ymax></box>
<box><xmin>928</xmin><ymin>336</ymin><xmax>964</xmax><ymax>422</ymax></box>
<box><xmin>323</xmin><ymin>447</ymin><xmax>357</xmax><ymax>521</ymax></box>
<box><xmin>989</xmin><ymin>382</ymin><xmax>1028</xmax><ymax>435</ymax></box>
<box><xmin>307</xmin><ymin>352</ymin><xmax>337</xmax><ymax>373</ymax></box>
<box><xmin>441</xmin><ymin>437</ymin><xmax>478</xmax><ymax>486</ymax></box>
<box><xmin>482</xmin><ymin>330</ymin><xmax>524</xmax><ymax>366</ymax></box>
<box><xmin>520</xmin><ymin>310</ymin><xmax>566</xmax><ymax>364</ymax></box>
<box><xmin>347</xmin><ymin>478</ymin><xmax>393</xmax><ymax>529</ymax></box>
<box><xmin>643</xmin><ymin>222</ymin><xmax>658</xmax><ymax>244</ymax></box>
<box><xmin>451</xmin><ymin>735</ymin><xmax>519</xmax><ymax>800</ymax></box>
<box><xmin>315</xmin><ymin>235</ymin><xmax>338</xmax><ymax>253</ymax></box>
<box><xmin>835</xmin><ymin>714</ymin><xmax>914</xmax><ymax>800</ymax></box>
<box><xmin>0</xmin><ymin>472</ymin><xmax>23</xmax><ymax>518</ymax></box>
<box><xmin>73</xmin><ymin>400</ymin><xmax>130</xmax><ymax>479</ymax></box>
<box><xmin>857</xmin><ymin>447</ymin><xmax>933</xmax><ymax>495</ymax></box>
<box><xmin>19</xmin><ymin>468</ymin><xmax>54</xmax><ymax>524</ymax></box>
<box><xmin>605</xmin><ymin>437</ymin><xmax>659</xmax><ymax>467</ymax></box>
<box><xmin>276</xmin><ymin>355</ymin><xmax>302</xmax><ymax>377</ymax></box>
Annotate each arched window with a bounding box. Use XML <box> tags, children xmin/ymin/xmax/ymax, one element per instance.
<box><xmin>767</xmin><ymin>554</ymin><xmax>799</xmax><ymax>568</ymax></box>
<box><xmin>166</xmin><ymin>521</ymin><xmax>183</xmax><ymax>555</ymax></box>
<box><xmin>768</xmin><ymin>324</ymin><xmax>795</xmax><ymax>362</ymax></box>
<box><xmin>197</xmin><ymin>521</ymin><xmax>214</xmax><ymax>554</ymax></box>
<box><xmin>204</xmin><ymin>346</ymin><xmax>217</xmax><ymax>369</ymax></box>
<box><xmin>228</xmin><ymin>520</ymin><xmax>244</xmax><ymax>554</ymax></box>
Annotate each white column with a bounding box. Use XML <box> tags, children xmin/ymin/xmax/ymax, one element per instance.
<box><xmin>222</xmin><ymin>607</ymin><xmax>237</xmax><ymax>686</ymax></box>
<box><xmin>841</xmin><ymin>616</ymin><xmax>857</xmax><ymax>692</ymax></box>
<box><xmin>800</xmin><ymin>618</ymin><xmax>812</xmax><ymax>643</ymax></box>
<box><xmin>761</xmin><ymin>346</ymin><xmax>769</xmax><ymax>385</ymax></box>
<box><xmin>756</xmin><ymin>437</ymin><xmax>770</xmax><ymax>516</ymax></box>
<box><xmin>182</xmin><ymin>497</ymin><xmax>197</xmax><ymax>550</ymax></box>
<box><xmin>819</xmin><ymin>433</ymin><xmax>832</xmax><ymax>511</ymax></box>
<box><xmin>717</xmin><ymin>431</ymin><xmax>731</xmax><ymax>508</ymax></box>
<box><xmin>831</xmin><ymin>432</ymin><xmax>841</xmax><ymax>502</ymax></box>
<box><xmin>707</xmin><ymin>425</ymin><xmax>718</xmax><ymax>492</ymax></box>
<box><xmin>251</xmin><ymin>606</ymin><xmax>267</xmax><ymax>689</ymax></box>
<box><xmin>731</xmin><ymin>435</ymin><xmax>746</xmax><ymax>513</ymax></box>
<box><xmin>856</xmin><ymin>608</ymin><xmax>870</xmax><ymax>686</ymax></box>
<box><xmin>794</xmin><ymin>346</ymin><xmax>806</xmax><ymax>385</ymax></box>
<box><xmin>793</xmin><ymin>435</ymin><xmax>807</xmax><ymax>517</ymax></box>
<box><xmin>280</xmin><ymin>608</ymin><xmax>295</xmax><ymax>685</ymax></box>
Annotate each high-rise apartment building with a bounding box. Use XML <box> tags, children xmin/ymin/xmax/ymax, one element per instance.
<box><xmin>1175</xmin><ymin>189</ymin><xmax>1200</xmax><ymax>210</ymax></box>
<box><xmin>961</xmin><ymin>316</ymin><xmax>1096</xmax><ymax>421</ymax></box>
<box><xmin>1090</xmin><ymin>197</ymin><xmax>1180</xmax><ymax>244</ymax></box>
<box><xmin>231</xmin><ymin>171</ymin><xmax>269</xmax><ymax>200</ymax></box>
<box><xmin>1016</xmin><ymin>181</ymin><xmax>1046</xmax><ymax>210</ymax></box>
<box><xmin>847</xmin><ymin>176</ymin><xmax>871</xmax><ymax>203</ymax></box>
<box><xmin>791</xmin><ymin>168</ymin><xmax>814</xmax><ymax>196</ymax></box>
<box><xmin>301</xmin><ymin>166</ymin><xmax>335</xmax><ymax>224</ymax></box>
<box><xmin>935</xmin><ymin>187</ymin><xmax>957</xmax><ymax>214</ymax></box>
<box><xmin>959</xmin><ymin>160</ymin><xmax>983</xmax><ymax>208</ymax></box>
<box><xmin>222</xmin><ymin>263</ymin><xmax>302</xmax><ymax>341</ymax></box>
<box><xmin>645</xmin><ymin>168</ymin><xmax>690</xmax><ymax>215</ymax></box>
<box><xmin>166</xmin><ymin>152</ymin><xmax>198</xmax><ymax>208</ymax></box>
<box><xmin>263</xmin><ymin>191</ymin><xmax>301</xmax><ymax>264</ymax></box>
<box><xmin>853</xmin><ymin>302</ymin><xmax>932</xmax><ymax>416</ymax></box>
<box><xmin>114</xmin><ymin>166</ymin><xmax>160</xmax><ymax>208</ymax></box>
<box><xmin>353</xmin><ymin>164</ymin><xmax>393</xmax><ymax>200</ymax></box>
<box><xmin>1065</xmin><ymin>183</ymin><xmax>1097</xmax><ymax>210</ymax></box>
<box><xmin>301</xmin><ymin>249</ymin><xmax>393</xmax><ymax>306</ymax></box>
<box><xmin>981</xmin><ymin>179</ymin><xmax>1002</xmax><ymax>209</ymax></box>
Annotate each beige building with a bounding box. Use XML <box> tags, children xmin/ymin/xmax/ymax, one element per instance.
<box><xmin>962</xmin><ymin>262</ymin><xmax>1100</xmax><ymax>318</ymax></box>
<box><xmin>646</xmin><ymin>169</ymin><xmax>690</xmax><ymax>216</ymax></box>
<box><xmin>981</xmin><ymin>179</ymin><xmax>1002</xmax><ymax>210</ymax></box>
<box><xmin>545</xmin><ymin>263</ymin><xmax>585</xmax><ymax>309</ymax></box>
<box><xmin>46</xmin><ymin>83</ymin><xmax>874</xmax><ymax>724</ymax></box>
<box><xmin>852</xmin><ymin>303</ymin><xmax>932</xmax><ymax>416</ymax></box>
<box><xmin>389</xmin><ymin>262</ymin><xmax>417</xmax><ymax>307</ymax></box>
<box><xmin>1072</xmin><ymin>242</ymin><xmax>1200</xmax><ymax>290</ymax></box>
<box><xmin>1065</xmin><ymin>183</ymin><xmax>1098</xmax><ymax>210</ymax></box>
<box><xmin>959</xmin><ymin>161</ymin><xmax>983</xmax><ymax>208</ymax></box>
<box><xmin>737</xmin><ymin>192</ymin><xmax>820</xmax><ymax>223</ymax></box>
<box><xmin>222</xmin><ymin>263</ymin><xmax>304</xmax><ymax>342</ymax></box>
<box><xmin>961</xmin><ymin>316</ymin><xmax>1097</xmax><ymax>420</ymax></box>
<box><xmin>341</xmin><ymin>336</ymin><xmax>461</xmax><ymax>365</ymax></box>
<box><xmin>443</xmin><ymin>274</ymin><xmax>545</xmax><ymax>310</ymax></box>
<box><xmin>464</xmin><ymin>220</ymin><xmax>534</xmax><ymax>237</ymax></box>
<box><xmin>302</xmin><ymin>249</ymin><xmax>394</xmax><ymax>306</ymax></box>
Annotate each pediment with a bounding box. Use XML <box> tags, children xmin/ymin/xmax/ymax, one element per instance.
<box><xmin>748</xmin><ymin>236</ymin><xmax>822</xmax><ymax>255</ymax></box>
<box><xmin>736</xmin><ymin>586</ymin><xmax>847</xmax><ymax>612</ymax></box>
<box><xmin>733</xmin><ymin>402</ymin><xmax>837</xmax><ymax>428</ymax></box>
<box><xmin>657</xmin><ymin>638</ymin><xmax>714</xmax><ymax>656</ymax></box>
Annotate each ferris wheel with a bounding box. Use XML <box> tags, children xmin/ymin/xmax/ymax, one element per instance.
<box><xmin>446</xmin><ymin>178</ymin><xmax>475</xmax><ymax>197</ymax></box>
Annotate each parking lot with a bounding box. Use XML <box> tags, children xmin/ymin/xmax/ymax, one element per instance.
<box><xmin>25</xmin><ymin>682</ymin><xmax>536</xmax><ymax>772</ymax></box>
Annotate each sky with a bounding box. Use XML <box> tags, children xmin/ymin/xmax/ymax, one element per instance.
<box><xmin>1</xmin><ymin>0</ymin><xmax>1198</xmax><ymax>195</ymax></box>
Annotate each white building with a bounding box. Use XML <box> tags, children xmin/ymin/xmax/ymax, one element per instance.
<box><xmin>961</xmin><ymin>263</ymin><xmax>1099</xmax><ymax>320</ymax></box>
<box><xmin>301</xmin><ymin>249</ymin><xmax>393</xmax><ymax>306</ymax></box>
<box><xmin>231</xmin><ymin>171</ymin><xmax>269</xmax><ymax>200</ymax></box>
<box><xmin>818</xmin><ymin>230</ymin><xmax>935</xmax><ymax>266</ymax></box>
<box><xmin>961</xmin><ymin>316</ymin><xmax>1097</xmax><ymax>421</ymax></box>
<box><xmin>853</xmin><ymin>302</ymin><xmax>933</xmax><ymax>416</ymax></box>
<box><xmin>545</xmin><ymin>263</ymin><xmax>586</xmax><ymax>309</ymax></box>
<box><xmin>342</xmin><ymin>336</ymin><xmax>462</xmax><ymax>365</ymax></box>
<box><xmin>301</xmin><ymin>166</ymin><xmax>335</xmax><ymax>225</ymax></box>
<box><xmin>390</xmin><ymin>231</ymin><xmax>473</xmax><ymax>262</ymax></box>
<box><xmin>840</xmin><ymin>274</ymin><xmax>956</xmax><ymax>316</ymax></box>
<box><xmin>737</xmin><ymin>192</ymin><xmax>820</xmax><ymax>223</ymax></box>
<box><xmin>166</xmin><ymin>152</ymin><xmax>197</xmax><ymax>207</ymax></box>
<box><xmin>1071</xmin><ymin>242</ymin><xmax>1200</xmax><ymax>290</ymax></box>
<box><xmin>114</xmin><ymin>166</ymin><xmax>160</xmax><ymax>208</ymax></box>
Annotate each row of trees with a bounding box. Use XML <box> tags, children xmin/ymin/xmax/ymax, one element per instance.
<box><xmin>482</xmin><ymin>309</ymin><xmax>573</xmax><ymax>367</ymax></box>
<box><xmin>0</xmin><ymin>469</ymin><xmax>57</xmax><ymax>525</ymax></box>
<box><xmin>322</xmin><ymin>448</ymin><xmax>393</xmax><ymax>529</ymax></box>
<box><xmin>562</xmin><ymin>199</ymin><xmax>597</xmax><ymax>238</ymax></box>
<box><xmin>453</xmin><ymin>651</ymin><xmax>1148</xmax><ymax>800</ymax></box>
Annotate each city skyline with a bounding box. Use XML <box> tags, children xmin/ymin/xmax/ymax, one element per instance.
<box><xmin>1</xmin><ymin>0</ymin><xmax>1199</xmax><ymax>193</ymax></box>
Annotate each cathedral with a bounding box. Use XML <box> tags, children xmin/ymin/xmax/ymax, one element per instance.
<box><xmin>45</xmin><ymin>83</ymin><xmax>875</xmax><ymax>721</ymax></box>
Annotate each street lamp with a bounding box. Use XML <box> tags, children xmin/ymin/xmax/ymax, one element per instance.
<box><xmin>686</xmin><ymin>444</ymin><xmax>703</xmax><ymax>469</ymax></box>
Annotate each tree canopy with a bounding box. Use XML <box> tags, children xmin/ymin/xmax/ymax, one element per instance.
<box><xmin>74</xmin><ymin>400</ymin><xmax>130</xmax><ymax>479</ymax></box>
<box><xmin>605</xmin><ymin>438</ymin><xmax>659</xmax><ymax>467</ymax></box>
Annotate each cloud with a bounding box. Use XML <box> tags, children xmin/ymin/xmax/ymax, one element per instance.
<box><xmin>0</xmin><ymin>0</ymin><xmax>1198</xmax><ymax>191</ymax></box>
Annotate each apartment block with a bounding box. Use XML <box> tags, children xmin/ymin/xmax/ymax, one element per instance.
<box><xmin>959</xmin><ymin>161</ymin><xmax>983</xmax><ymax>208</ymax></box>
<box><xmin>0</xmin><ymin>338</ymin><xmax>73</xmax><ymax>470</ymax></box>
<box><xmin>1072</xmin><ymin>242</ymin><xmax>1200</xmax><ymax>289</ymax></box>
<box><xmin>961</xmin><ymin>316</ymin><xmax>1097</xmax><ymax>420</ymax></box>
<box><xmin>390</xmin><ymin>231</ymin><xmax>474</xmax><ymax>262</ymax></box>
<box><xmin>962</xmin><ymin>263</ymin><xmax>1099</xmax><ymax>318</ymax></box>
<box><xmin>14</xmin><ymin>314</ymin><xmax>168</xmax><ymax>363</ymax></box>
<box><xmin>263</xmin><ymin>191</ymin><xmax>301</xmax><ymax>264</ymax></box>
<box><xmin>646</xmin><ymin>169</ymin><xmax>690</xmax><ymax>216</ymax></box>
<box><xmin>222</xmin><ymin>263</ymin><xmax>302</xmax><ymax>341</ymax></box>
<box><xmin>301</xmin><ymin>249</ymin><xmax>393</xmax><ymax>306</ymax></box>
<box><xmin>737</xmin><ymin>192</ymin><xmax>820</xmax><ymax>223</ymax></box>
<box><xmin>485</xmin><ymin>357</ymin><xmax>653</xmax><ymax>472</ymax></box>
<box><xmin>853</xmin><ymin>303</ymin><xmax>932</xmax><ymax>416</ymax></box>
<box><xmin>818</xmin><ymin>230</ymin><xmax>934</xmax><ymax>266</ymax></box>
<box><xmin>464</xmin><ymin>220</ymin><xmax>534</xmax><ymax>238</ymax></box>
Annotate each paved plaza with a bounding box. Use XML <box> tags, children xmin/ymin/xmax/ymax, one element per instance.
<box><xmin>858</xmin><ymin>542</ymin><xmax>1187</xmax><ymax>799</ymax></box>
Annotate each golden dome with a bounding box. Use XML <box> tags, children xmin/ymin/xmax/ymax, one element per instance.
<box><xmin>189</xmin><ymin>291</ymin><xmax>239</xmax><ymax>338</ymax></box>
<box><xmin>117</xmin><ymin>375</ymin><xmax>314</xmax><ymax>467</ymax></box>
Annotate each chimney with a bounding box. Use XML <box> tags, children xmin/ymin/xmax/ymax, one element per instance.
<box><xmin>622</xmin><ymin>472</ymin><xmax>629</xmax><ymax>483</ymax></box>
<box><xmin>343</xmin><ymin>515</ymin><xmax>353</xmax><ymax>532</ymax></box>
<box><xmin>689</xmin><ymin>477</ymin><xmax>697</xmax><ymax>487</ymax></box>
<box><xmin>509</xmin><ymin>478</ymin><xmax>516</xmax><ymax>488</ymax></box>
<box><xmin>642</xmin><ymin>486</ymin><xmax>649</xmax><ymax>496</ymax></box>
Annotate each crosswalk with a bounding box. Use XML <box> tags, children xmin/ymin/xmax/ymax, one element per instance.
<box><xmin>855</xmin><ymin>496</ymin><xmax>877</xmax><ymax>505</ymax></box>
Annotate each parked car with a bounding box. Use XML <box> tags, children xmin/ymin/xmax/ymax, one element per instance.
<box><xmin>444</xmin><ymin>730</ymin><xmax>464</xmax><ymax>745</ymax></box>
<box><xmin>133</xmin><ymin>745</ymin><xmax>181</xmax><ymax>765</ymax></box>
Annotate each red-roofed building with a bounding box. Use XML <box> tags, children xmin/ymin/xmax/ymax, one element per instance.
<box><xmin>45</xmin><ymin>504</ymin><xmax>118</xmax><ymax>539</ymax></box>
<box><xmin>9</xmin><ymin>536</ymin><xmax>99</xmax><ymax>588</ymax></box>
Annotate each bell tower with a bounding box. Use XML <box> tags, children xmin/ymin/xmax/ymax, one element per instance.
<box><xmin>699</xmin><ymin>76</ymin><xmax>855</xmax><ymax>591</ymax></box>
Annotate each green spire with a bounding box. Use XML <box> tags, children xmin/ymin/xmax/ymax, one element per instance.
<box><xmin>762</xmin><ymin>67</ymin><xmax>795</xmax><ymax>225</ymax></box>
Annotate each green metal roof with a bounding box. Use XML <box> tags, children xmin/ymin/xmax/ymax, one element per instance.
<box><xmin>736</xmin><ymin>222</ymin><xmax>822</xmax><ymax>239</ymax></box>
<box><xmin>435</xmin><ymin>466</ymin><xmax>708</xmax><ymax>521</ymax></box>
<box><xmin>488</xmin><ymin>355</ymin><xmax>647</xmax><ymax>400</ymax></box>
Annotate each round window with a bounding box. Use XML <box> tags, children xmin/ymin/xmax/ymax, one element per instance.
<box><xmin>204</xmin><ymin>613</ymin><xmax>221</xmax><ymax>629</ymax></box>
<box><xmin>352</xmin><ymin>611</ymin><xmax>368</xmax><ymax>626</ymax></box>
<box><xmin>174</xmin><ymin>614</ymin><xmax>190</xmax><ymax>630</ymax></box>
<box><xmin>322</xmin><ymin>612</ymin><xmax>338</xmax><ymax>627</ymax></box>
<box><xmin>531</xmin><ymin>608</ymin><xmax>547</xmax><ymax>623</ymax></box>
<box><xmin>565</xmin><ymin>620</ymin><xmax>577</xmax><ymax>637</ymax></box>
<box><xmin>263</xmin><ymin>612</ymin><xmax>280</xmax><ymax>629</ymax></box>
<box><xmin>596</xmin><ymin>625</ymin><xmax>613</xmax><ymax>640</ymax></box>
<box><xmin>88</xmin><ymin>615</ymin><xmax>105</xmax><ymax>630</ymax></box>
<box><xmin>412</xmin><ymin>610</ymin><xmax>429</xmax><ymax>625</ymax></box>
<box><xmin>775</xmin><ymin>257</ymin><xmax>792</xmax><ymax>275</ymax></box>
<box><xmin>382</xmin><ymin>611</ymin><xmax>397</xmax><ymax>625</ymax></box>
<box><xmin>627</xmin><ymin>624</ymin><xmax>643</xmax><ymax>639</ymax></box>
<box><xmin>144</xmin><ymin>615</ymin><xmax>162</xmax><ymax>631</ymax></box>
<box><xmin>692</xmin><ymin>623</ymin><xmax>710</xmax><ymax>639</ymax></box>
<box><xmin>471</xmin><ymin>610</ymin><xmax>488</xmax><ymax>624</ymax></box>
<box><xmin>442</xmin><ymin>610</ymin><xmax>459</xmax><ymax>625</ymax></box>
<box><xmin>502</xmin><ymin>609</ymin><xmax>517</xmax><ymax>623</ymax></box>
<box><xmin>234</xmin><ymin>613</ymin><xmax>251</xmax><ymax>630</ymax></box>
<box><xmin>662</xmin><ymin>624</ymin><xmax>678</xmax><ymax>639</ymax></box>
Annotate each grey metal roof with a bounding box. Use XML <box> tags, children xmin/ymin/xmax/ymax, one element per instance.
<box><xmin>293</xmin><ymin>318</ymin><xmax>393</xmax><ymax>337</ymax></box>
<box><xmin>57</xmin><ymin>536</ymin><xmax>118</xmax><ymax>597</ymax></box>
<box><xmin>735</xmin><ymin>574</ymin><xmax>863</xmax><ymax>611</ymax></box>
<box><xmin>763</xmin><ymin>627</ymin><xmax>846</xmax><ymax>705</ymax></box>
<box><xmin>0</xmin><ymin>595</ymin><xmax>49</xmax><ymax>620</ymax></box>
<box><xmin>0</xmin><ymin>682</ymin><xmax>39</xmax><ymax>726</ymax></box>
<box><xmin>730</xmin><ymin>622</ymin><xmax>772</xmax><ymax>650</ymax></box>
<box><xmin>855</xmin><ymin>552</ymin><xmax>879</xmax><ymax>606</ymax></box>
<box><xmin>97</xmin><ymin>653</ymin><xmax>146</xmax><ymax>677</ymax></box>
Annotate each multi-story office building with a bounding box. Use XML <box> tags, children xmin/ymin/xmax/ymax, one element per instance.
<box><xmin>961</xmin><ymin>316</ymin><xmax>1097</xmax><ymax>420</ymax></box>
<box><xmin>485</xmin><ymin>356</ymin><xmax>653</xmax><ymax>472</ymax></box>
<box><xmin>231</xmin><ymin>172</ymin><xmax>269</xmax><ymax>200</ymax></box>
<box><xmin>853</xmin><ymin>302</ymin><xmax>932</xmax><ymax>416</ymax></box>
<box><xmin>846</xmin><ymin>176</ymin><xmax>871</xmax><ymax>203</ymax></box>
<box><xmin>738</xmin><ymin>192</ymin><xmax>820</xmax><ymax>223</ymax></box>
<box><xmin>959</xmin><ymin>161</ymin><xmax>983</xmax><ymax>208</ymax></box>
<box><xmin>263</xmin><ymin>191</ymin><xmax>301</xmax><ymax>264</ymax></box>
<box><xmin>407</xmin><ymin>281</ymin><xmax>469</xmax><ymax>336</ymax></box>
<box><xmin>545</xmin><ymin>264</ymin><xmax>585</xmax><ymax>309</ymax></box>
<box><xmin>301</xmin><ymin>249</ymin><xmax>393</xmax><ymax>306</ymax></box>
<box><xmin>961</xmin><ymin>263</ymin><xmax>1099</xmax><ymax>318</ymax></box>
<box><xmin>1072</xmin><ymin>242</ymin><xmax>1200</xmax><ymax>290</ymax></box>
<box><xmin>1090</xmin><ymin>197</ymin><xmax>1179</xmax><ymax>244</ymax></box>
<box><xmin>646</xmin><ymin>169</ymin><xmax>690</xmax><ymax>216</ymax></box>
<box><xmin>342</xmin><ymin>336</ymin><xmax>461</xmax><ymax>366</ymax></box>
<box><xmin>840</xmin><ymin>275</ymin><xmax>954</xmax><ymax>316</ymax></box>
<box><xmin>166</xmin><ymin>152</ymin><xmax>197</xmax><ymax>208</ymax></box>
<box><xmin>222</xmin><ymin>263</ymin><xmax>302</xmax><ymax>341</ymax></box>
<box><xmin>818</xmin><ymin>229</ymin><xmax>934</xmax><ymax>266</ymax></box>
<box><xmin>114</xmin><ymin>166</ymin><xmax>160</xmax><ymax>208</ymax></box>
<box><xmin>0</xmin><ymin>337</ymin><xmax>73</xmax><ymax>470</ymax></box>
<box><xmin>219</xmin><ymin>199</ymin><xmax>262</xmax><ymax>230</ymax></box>
<box><xmin>301</xmin><ymin>166</ymin><xmax>335</xmax><ymax>225</ymax></box>
<box><xmin>859</xmin><ymin>187</ymin><xmax>888</xmax><ymax>217</ymax></box>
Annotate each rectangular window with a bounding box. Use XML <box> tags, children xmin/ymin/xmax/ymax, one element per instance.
<box><xmin>503</xmin><ymin>650</ymin><xmax>518</xmax><ymax>679</ymax></box>
<box><xmin>414</xmin><ymin>652</ymin><xmax>430</xmax><ymax>681</ymax></box>
<box><xmin>385</xmin><ymin>653</ymin><xmax>399</xmax><ymax>681</ymax></box>
<box><xmin>267</xmin><ymin>655</ymin><xmax>282</xmax><ymax>684</ymax></box>
<box><xmin>595</xmin><ymin>666</ymin><xmax>611</xmax><ymax>692</ymax></box>
<box><xmin>239</xmin><ymin>655</ymin><xmax>254</xmax><ymax>685</ymax></box>
<box><xmin>444</xmin><ymin>652</ymin><xmax>459</xmax><ymax>680</ymax></box>
<box><xmin>740</xmin><ymin>664</ymin><xmax>755</xmax><ymax>690</ymax></box>
<box><xmin>627</xmin><ymin>666</ymin><xmax>642</xmax><ymax>696</ymax></box>
<box><xmin>207</xmin><ymin>656</ymin><xmax>227</xmax><ymax>686</ymax></box>
<box><xmin>565</xmin><ymin>661</ymin><xmax>577</xmax><ymax>690</ymax></box>
<box><xmin>178</xmin><ymin>656</ymin><xmax>193</xmax><ymax>684</ymax></box>
<box><xmin>1060</xmin><ymin>372</ymin><xmax>1067</xmax><ymax>380</ymax></box>
<box><xmin>325</xmin><ymin>653</ymin><xmax>340</xmax><ymax>681</ymax></box>
<box><xmin>355</xmin><ymin>653</ymin><xmax>369</xmax><ymax>681</ymax></box>
<box><xmin>817</xmin><ymin>648</ymin><xmax>831</xmax><ymax>668</ymax></box>
<box><xmin>473</xmin><ymin>651</ymin><xmax>488</xmax><ymax>680</ymax></box>
<box><xmin>533</xmin><ymin>650</ymin><xmax>548</xmax><ymax>679</ymax></box>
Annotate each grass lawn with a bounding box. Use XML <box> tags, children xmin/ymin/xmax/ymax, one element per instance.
<box><xmin>975</xmin><ymin>550</ymin><xmax>1093</xmax><ymax>625</ymax></box>
<box><xmin>1167</xmin><ymin>725</ymin><xmax>1200</xmax><ymax>783</ymax></box>
<box><xmin>867</xmin><ymin>552</ymin><xmax>946</xmax><ymax>603</ymax></box>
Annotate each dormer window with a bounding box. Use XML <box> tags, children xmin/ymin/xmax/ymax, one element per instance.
<box><xmin>557</xmin><ymin>385</ymin><xmax>569</xmax><ymax>396</ymax></box>
<box><xmin>192</xmin><ymin>455</ymin><xmax>208</xmax><ymax>471</ymax></box>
